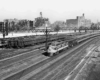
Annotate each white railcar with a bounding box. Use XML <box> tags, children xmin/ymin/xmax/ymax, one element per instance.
<box><xmin>47</xmin><ymin>41</ymin><xmax>68</xmax><ymax>56</ymax></box>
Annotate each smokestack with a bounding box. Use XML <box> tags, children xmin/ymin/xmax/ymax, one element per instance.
<box><xmin>77</xmin><ymin>16</ymin><xmax>78</xmax><ymax>19</ymax></box>
<box><xmin>40</xmin><ymin>12</ymin><xmax>42</xmax><ymax>18</ymax></box>
<box><xmin>83</xmin><ymin>13</ymin><xmax>84</xmax><ymax>17</ymax></box>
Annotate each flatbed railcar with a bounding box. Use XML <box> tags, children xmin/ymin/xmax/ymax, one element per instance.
<box><xmin>0</xmin><ymin>34</ymin><xmax>71</xmax><ymax>48</ymax></box>
<box><xmin>0</xmin><ymin>32</ymin><xmax>82</xmax><ymax>48</ymax></box>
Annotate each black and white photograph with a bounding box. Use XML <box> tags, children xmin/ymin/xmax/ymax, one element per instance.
<box><xmin>0</xmin><ymin>0</ymin><xmax>100</xmax><ymax>80</ymax></box>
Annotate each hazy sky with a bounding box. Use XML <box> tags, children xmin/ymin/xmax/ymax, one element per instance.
<box><xmin>0</xmin><ymin>0</ymin><xmax>100</xmax><ymax>23</ymax></box>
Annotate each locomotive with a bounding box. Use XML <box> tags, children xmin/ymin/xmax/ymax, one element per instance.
<box><xmin>47</xmin><ymin>41</ymin><xmax>69</xmax><ymax>56</ymax></box>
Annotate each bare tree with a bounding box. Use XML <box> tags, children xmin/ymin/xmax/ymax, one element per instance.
<box><xmin>54</xmin><ymin>25</ymin><xmax>60</xmax><ymax>34</ymax></box>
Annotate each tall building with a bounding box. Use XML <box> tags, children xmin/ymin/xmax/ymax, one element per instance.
<box><xmin>66</xmin><ymin>14</ymin><xmax>91</xmax><ymax>29</ymax></box>
<box><xmin>66</xmin><ymin>19</ymin><xmax>78</xmax><ymax>29</ymax></box>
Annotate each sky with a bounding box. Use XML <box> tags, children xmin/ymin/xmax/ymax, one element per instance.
<box><xmin>0</xmin><ymin>0</ymin><xmax>100</xmax><ymax>23</ymax></box>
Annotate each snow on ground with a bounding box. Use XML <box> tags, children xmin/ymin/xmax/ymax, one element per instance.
<box><xmin>0</xmin><ymin>30</ymin><xmax>78</xmax><ymax>38</ymax></box>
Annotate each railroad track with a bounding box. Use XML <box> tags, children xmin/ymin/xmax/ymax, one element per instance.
<box><xmin>0</xmin><ymin>32</ymin><xmax>99</xmax><ymax>79</ymax></box>
<box><xmin>0</xmin><ymin>32</ymin><xmax>95</xmax><ymax>60</ymax></box>
<box><xmin>0</xmin><ymin>32</ymin><xmax>89</xmax><ymax>65</ymax></box>
<box><xmin>0</xmin><ymin>48</ymin><xmax>45</xmax><ymax>68</ymax></box>
<box><xmin>0</xmin><ymin>43</ymin><xmax>45</xmax><ymax>60</ymax></box>
<box><xmin>0</xmin><ymin>34</ymin><xmax>73</xmax><ymax>60</ymax></box>
<box><xmin>0</xmin><ymin>33</ymin><xmax>96</xmax><ymax>68</ymax></box>
<box><xmin>25</xmin><ymin>37</ymin><xmax>100</xmax><ymax>80</ymax></box>
<box><xmin>1</xmin><ymin>35</ymin><xmax>100</xmax><ymax>80</ymax></box>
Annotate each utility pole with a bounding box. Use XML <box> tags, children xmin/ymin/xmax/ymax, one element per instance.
<box><xmin>45</xmin><ymin>26</ymin><xmax>48</xmax><ymax>52</ymax></box>
<box><xmin>45</xmin><ymin>23</ymin><xmax>49</xmax><ymax>52</ymax></box>
<box><xmin>40</xmin><ymin>12</ymin><xmax>42</xmax><ymax>18</ymax></box>
<box><xmin>0</xmin><ymin>22</ymin><xmax>5</xmax><ymax>48</ymax></box>
<box><xmin>44</xmin><ymin>23</ymin><xmax>50</xmax><ymax>53</ymax></box>
<box><xmin>2</xmin><ymin>22</ymin><xmax>5</xmax><ymax>38</ymax></box>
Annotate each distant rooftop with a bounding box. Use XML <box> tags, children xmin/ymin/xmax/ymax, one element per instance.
<box><xmin>66</xmin><ymin>19</ymin><xmax>78</xmax><ymax>25</ymax></box>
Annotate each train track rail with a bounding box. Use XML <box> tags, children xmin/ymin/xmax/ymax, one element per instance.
<box><xmin>0</xmin><ymin>33</ymin><xmax>97</xmax><ymax>68</ymax></box>
<box><xmin>0</xmin><ymin>32</ymin><xmax>96</xmax><ymax>60</ymax></box>
<box><xmin>0</xmin><ymin>32</ymin><xmax>91</xmax><ymax>67</ymax></box>
<box><xmin>0</xmin><ymin>43</ymin><xmax>45</xmax><ymax>60</ymax></box>
<box><xmin>0</xmin><ymin>33</ymin><xmax>73</xmax><ymax>60</ymax></box>
<box><xmin>25</xmin><ymin>37</ymin><xmax>100</xmax><ymax>80</ymax></box>
<box><xmin>1</xmin><ymin>35</ymin><xmax>100</xmax><ymax>80</ymax></box>
<box><xmin>0</xmin><ymin>48</ymin><xmax>45</xmax><ymax>68</ymax></box>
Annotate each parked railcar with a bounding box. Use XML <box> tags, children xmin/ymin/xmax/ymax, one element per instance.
<box><xmin>0</xmin><ymin>34</ymin><xmax>68</xmax><ymax>48</ymax></box>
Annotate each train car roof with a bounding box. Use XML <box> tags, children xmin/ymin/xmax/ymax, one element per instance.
<box><xmin>51</xmin><ymin>41</ymin><xmax>63</xmax><ymax>45</ymax></box>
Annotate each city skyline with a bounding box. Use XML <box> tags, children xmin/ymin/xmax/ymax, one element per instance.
<box><xmin>0</xmin><ymin>0</ymin><xmax>100</xmax><ymax>23</ymax></box>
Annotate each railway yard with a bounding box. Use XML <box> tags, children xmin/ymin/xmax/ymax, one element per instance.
<box><xmin>0</xmin><ymin>31</ymin><xmax>100</xmax><ymax>80</ymax></box>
